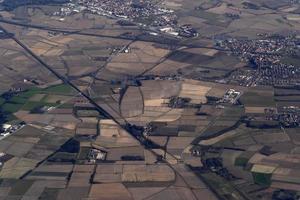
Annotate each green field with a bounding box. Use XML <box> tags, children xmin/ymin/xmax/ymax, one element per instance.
<box><xmin>252</xmin><ymin>172</ymin><xmax>272</xmax><ymax>186</ymax></box>
<box><xmin>9</xmin><ymin>96</ymin><xmax>28</xmax><ymax>104</ymax></box>
<box><xmin>0</xmin><ymin>97</ymin><xmax>5</xmax><ymax>105</ymax></box>
<box><xmin>2</xmin><ymin>103</ymin><xmax>24</xmax><ymax>113</ymax></box>
<box><xmin>0</xmin><ymin>84</ymin><xmax>75</xmax><ymax>117</ymax></box>
<box><xmin>43</xmin><ymin>84</ymin><xmax>74</xmax><ymax>95</ymax></box>
<box><xmin>234</xmin><ymin>157</ymin><xmax>249</xmax><ymax>167</ymax></box>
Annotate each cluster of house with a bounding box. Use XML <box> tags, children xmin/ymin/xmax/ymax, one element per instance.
<box><xmin>0</xmin><ymin>122</ymin><xmax>25</xmax><ymax>137</ymax></box>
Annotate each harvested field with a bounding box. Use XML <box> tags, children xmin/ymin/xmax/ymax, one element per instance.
<box><xmin>106</xmin><ymin>146</ymin><xmax>144</xmax><ymax>161</ymax></box>
<box><xmin>167</xmin><ymin>137</ymin><xmax>194</xmax><ymax>149</ymax></box>
<box><xmin>68</xmin><ymin>172</ymin><xmax>92</xmax><ymax>187</ymax></box>
<box><xmin>154</xmin><ymin>109</ymin><xmax>183</xmax><ymax>122</ymax></box>
<box><xmin>121</xmin><ymin>164</ymin><xmax>175</xmax><ymax>182</ymax></box>
<box><xmin>141</xmin><ymin>80</ymin><xmax>181</xmax><ymax>99</ymax></box>
<box><xmin>199</xmin><ymin>129</ymin><xmax>238</xmax><ymax>146</ymax></box>
<box><xmin>76</xmin><ymin>128</ymin><xmax>97</xmax><ymax>136</ymax></box>
<box><xmin>120</xmin><ymin>87</ymin><xmax>144</xmax><ymax>118</ymax></box>
<box><xmin>179</xmin><ymin>82</ymin><xmax>211</xmax><ymax>104</ymax></box>
<box><xmin>89</xmin><ymin>183</ymin><xmax>132</xmax><ymax>200</ymax></box>
<box><xmin>56</xmin><ymin>187</ymin><xmax>89</xmax><ymax>200</ymax></box>
<box><xmin>0</xmin><ymin>157</ymin><xmax>39</xmax><ymax>178</ymax></box>
<box><xmin>128</xmin><ymin>187</ymin><xmax>165</xmax><ymax>200</ymax></box>
<box><xmin>94</xmin><ymin>163</ymin><xmax>175</xmax><ymax>183</ymax></box>
<box><xmin>253</xmin><ymin>132</ymin><xmax>290</xmax><ymax>144</ymax></box>
<box><xmin>245</xmin><ymin>106</ymin><xmax>273</xmax><ymax>114</ymax></box>
<box><xmin>95</xmin><ymin>119</ymin><xmax>139</xmax><ymax>147</ymax></box>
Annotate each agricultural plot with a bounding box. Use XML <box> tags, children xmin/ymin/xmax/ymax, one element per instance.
<box><xmin>95</xmin><ymin>119</ymin><xmax>140</xmax><ymax>148</ymax></box>
<box><xmin>1</xmin><ymin>1</ymin><xmax>300</xmax><ymax>199</ymax></box>
<box><xmin>179</xmin><ymin>82</ymin><xmax>211</xmax><ymax>104</ymax></box>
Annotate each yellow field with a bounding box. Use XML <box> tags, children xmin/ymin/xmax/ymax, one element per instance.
<box><xmin>89</xmin><ymin>183</ymin><xmax>132</xmax><ymax>200</ymax></box>
<box><xmin>144</xmin><ymin>99</ymin><xmax>168</xmax><ymax>107</ymax></box>
<box><xmin>179</xmin><ymin>82</ymin><xmax>211</xmax><ymax>104</ymax></box>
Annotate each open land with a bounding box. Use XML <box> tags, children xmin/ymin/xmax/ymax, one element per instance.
<box><xmin>0</xmin><ymin>0</ymin><xmax>300</xmax><ymax>200</ymax></box>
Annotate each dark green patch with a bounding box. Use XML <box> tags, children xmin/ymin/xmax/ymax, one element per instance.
<box><xmin>18</xmin><ymin>88</ymin><xmax>42</xmax><ymax>98</ymax></box>
<box><xmin>252</xmin><ymin>172</ymin><xmax>271</xmax><ymax>186</ymax></box>
<box><xmin>43</xmin><ymin>84</ymin><xmax>74</xmax><ymax>95</ymax></box>
<box><xmin>0</xmin><ymin>97</ymin><xmax>6</xmax><ymax>106</ymax></box>
<box><xmin>235</xmin><ymin>157</ymin><xmax>249</xmax><ymax>167</ymax></box>
<box><xmin>9</xmin><ymin>96</ymin><xmax>28</xmax><ymax>104</ymax></box>
<box><xmin>2</xmin><ymin>103</ymin><xmax>23</xmax><ymax>113</ymax></box>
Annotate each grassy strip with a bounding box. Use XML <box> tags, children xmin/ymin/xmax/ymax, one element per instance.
<box><xmin>43</xmin><ymin>84</ymin><xmax>74</xmax><ymax>95</ymax></box>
